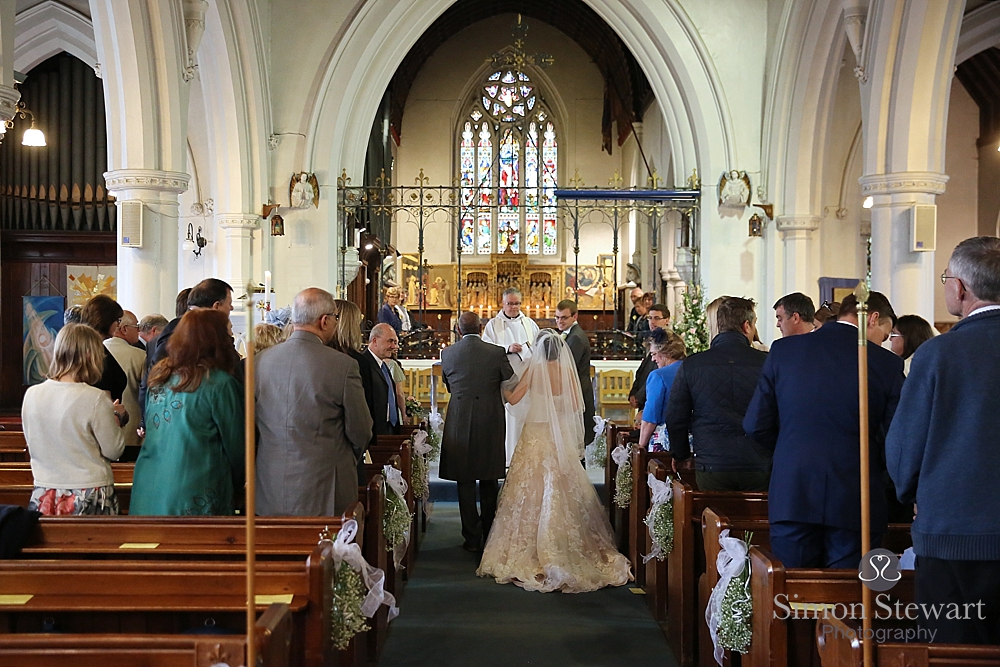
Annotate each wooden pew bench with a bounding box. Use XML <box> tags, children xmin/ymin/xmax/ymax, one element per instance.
<box><xmin>365</xmin><ymin>455</ymin><xmax>405</xmax><ymax>602</ymax></box>
<box><xmin>609</xmin><ymin>426</ymin><xmax>639</xmax><ymax>551</ymax></box>
<box><xmin>644</xmin><ymin>458</ymin><xmax>670</xmax><ymax>624</ymax></box>
<box><xmin>0</xmin><ymin>462</ymin><xmax>134</xmax><ymax>513</ymax></box>
<box><xmin>627</xmin><ymin>446</ymin><xmax>673</xmax><ymax>587</ymax></box>
<box><xmin>745</xmin><ymin>546</ymin><xmax>915</xmax><ymax>667</ymax></box>
<box><xmin>0</xmin><ymin>430</ymin><xmax>28</xmax><ymax>462</ymax></box>
<box><xmin>666</xmin><ymin>479</ymin><xmax>768</xmax><ymax>667</ymax></box>
<box><xmin>0</xmin><ymin>602</ymin><xmax>293</xmax><ymax>667</ymax></box>
<box><xmin>371</xmin><ymin>434</ymin><xmax>419</xmax><ymax>571</ymax></box>
<box><xmin>816</xmin><ymin>616</ymin><xmax>1000</xmax><ymax>667</ymax></box>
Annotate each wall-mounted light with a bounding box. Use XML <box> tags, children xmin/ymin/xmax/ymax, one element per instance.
<box><xmin>364</xmin><ymin>243</ymin><xmax>374</xmax><ymax>250</ymax></box>
<box><xmin>7</xmin><ymin>99</ymin><xmax>45</xmax><ymax>146</ymax></box>
<box><xmin>863</xmin><ymin>196</ymin><xmax>874</xmax><ymax>209</ymax></box>
<box><xmin>183</xmin><ymin>222</ymin><xmax>207</xmax><ymax>257</ymax></box>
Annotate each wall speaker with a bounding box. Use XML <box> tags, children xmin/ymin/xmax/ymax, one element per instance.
<box><xmin>120</xmin><ymin>201</ymin><xmax>143</xmax><ymax>248</ymax></box>
<box><xmin>910</xmin><ymin>204</ymin><xmax>936</xmax><ymax>252</ymax></box>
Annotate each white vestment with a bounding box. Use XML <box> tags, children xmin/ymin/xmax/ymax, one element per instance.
<box><xmin>482</xmin><ymin>312</ymin><xmax>541</xmax><ymax>465</ymax></box>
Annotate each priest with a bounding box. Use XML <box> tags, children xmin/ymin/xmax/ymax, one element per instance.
<box><xmin>482</xmin><ymin>287</ymin><xmax>540</xmax><ymax>465</ymax></box>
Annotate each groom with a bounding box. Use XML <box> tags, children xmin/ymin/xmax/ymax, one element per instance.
<box><xmin>440</xmin><ymin>311</ymin><xmax>515</xmax><ymax>552</ymax></box>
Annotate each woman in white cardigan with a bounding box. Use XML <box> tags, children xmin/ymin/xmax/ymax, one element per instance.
<box><xmin>22</xmin><ymin>323</ymin><xmax>126</xmax><ymax>515</ymax></box>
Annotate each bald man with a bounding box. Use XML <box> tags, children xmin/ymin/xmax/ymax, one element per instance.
<box><xmin>255</xmin><ymin>288</ymin><xmax>372</xmax><ymax>516</ymax></box>
<box><xmin>357</xmin><ymin>323</ymin><xmax>403</xmax><ymax>449</ymax></box>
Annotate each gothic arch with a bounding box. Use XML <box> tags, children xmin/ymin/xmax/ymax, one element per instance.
<box><xmin>14</xmin><ymin>1</ymin><xmax>97</xmax><ymax>74</ymax></box>
<box><xmin>956</xmin><ymin>2</ymin><xmax>1000</xmax><ymax>65</ymax></box>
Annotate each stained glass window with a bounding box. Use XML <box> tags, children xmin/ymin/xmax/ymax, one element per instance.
<box><xmin>458</xmin><ymin>68</ymin><xmax>557</xmax><ymax>256</ymax></box>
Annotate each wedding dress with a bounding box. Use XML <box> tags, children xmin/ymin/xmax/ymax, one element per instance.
<box><xmin>477</xmin><ymin>330</ymin><xmax>631</xmax><ymax>593</ymax></box>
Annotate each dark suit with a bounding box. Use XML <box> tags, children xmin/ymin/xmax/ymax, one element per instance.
<box><xmin>440</xmin><ymin>334</ymin><xmax>514</xmax><ymax>547</ymax></box>
<box><xmin>562</xmin><ymin>323</ymin><xmax>595</xmax><ymax>445</ymax></box>
<box><xmin>354</xmin><ymin>349</ymin><xmax>401</xmax><ymax>443</ymax></box>
<box><xmin>629</xmin><ymin>353</ymin><xmax>656</xmax><ymax>410</ymax></box>
<box><xmin>743</xmin><ymin>321</ymin><xmax>904</xmax><ymax>568</ymax></box>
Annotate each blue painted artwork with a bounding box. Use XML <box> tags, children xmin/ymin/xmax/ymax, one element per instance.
<box><xmin>23</xmin><ymin>296</ymin><xmax>65</xmax><ymax>385</ymax></box>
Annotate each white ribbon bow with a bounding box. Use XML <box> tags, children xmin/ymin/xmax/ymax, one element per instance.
<box><xmin>412</xmin><ymin>430</ymin><xmax>430</xmax><ymax>456</ymax></box>
<box><xmin>324</xmin><ymin>518</ymin><xmax>399</xmax><ymax>622</ymax></box>
<box><xmin>611</xmin><ymin>444</ymin><xmax>630</xmax><ymax>467</ymax></box>
<box><xmin>428</xmin><ymin>410</ymin><xmax>444</xmax><ymax>438</ymax></box>
<box><xmin>592</xmin><ymin>415</ymin><xmax>609</xmax><ymax>437</ymax></box>
<box><xmin>642</xmin><ymin>473</ymin><xmax>673</xmax><ymax>564</ymax></box>
<box><xmin>383</xmin><ymin>465</ymin><xmax>411</xmax><ymax>569</ymax></box>
<box><xmin>706</xmin><ymin>529</ymin><xmax>750</xmax><ymax>666</ymax></box>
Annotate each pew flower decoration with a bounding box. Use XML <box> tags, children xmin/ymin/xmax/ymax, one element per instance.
<box><xmin>410</xmin><ymin>430</ymin><xmax>432</xmax><ymax>501</ymax></box>
<box><xmin>612</xmin><ymin>444</ymin><xmax>632</xmax><ymax>508</ymax></box>
<box><xmin>426</xmin><ymin>409</ymin><xmax>444</xmax><ymax>462</ymax></box>
<box><xmin>588</xmin><ymin>415</ymin><xmax>609</xmax><ymax>468</ymax></box>
<box><xmin>642</xmin><ymin>473</ymin><xmax>674</xmax><ymax>562</ymax></box>
<box><xmin>383</xmin><ymin>465</ymin><xmax>412</xmax><ymax>568</ymax></box>
<box><xmin>706</xmin><ymin>530</ymin><xmax>753</xmax><ymax>664</ymax></box>
<box><xmin>405</xmin><ymin>396</ymin><xmax>427</xmax><ymax>421</ymax></box>
<box><xmin>321</xmin><ymin>518</ymin><xmax>399</xmax><ymax>651</ymax></box>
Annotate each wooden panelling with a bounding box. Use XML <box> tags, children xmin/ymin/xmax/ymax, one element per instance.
<box><xmin>0</xmin><ymin>230</ymin><xmax>115</xmax><ymax>410</ymax></box>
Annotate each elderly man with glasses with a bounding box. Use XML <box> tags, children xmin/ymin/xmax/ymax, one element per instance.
<box><xmin>888</xmin><ymin>236</ymin><xmax>1000</xmax><ymax>645</ymax></box>
<box><xmin>104</xmin><ymin>310</ymin><xmax>146</xmax><ymax>445</ymax></box>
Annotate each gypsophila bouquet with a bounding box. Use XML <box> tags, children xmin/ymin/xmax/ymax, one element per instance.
<box><xmin>645</xmin><ymin>500</ymin><xmax>673</xmax><ymax>560</ymax></box>
<box><xmin>588</xmin><ymin>416</ymin><xmax>609</xmax><ymax>468</ymax></box>
<box><xmin>330</xmin><ymin>560</ymin><xmax>369</xmax><ymax>650</ymax></box>
<box><xmin>410</xmin><ymin>450</ymin><xmax>429</xmax><ymax>500</ymax></box>
<box><xmin>612</xmin><ymin>444</ymin><xmax>633</xmax><ymax>509</ymax></box>
<box><xmin>707</xmin><ymin>531</ymin><xmax>754</xmax><ymax>662</ymax></box>
<box><xmin>383</xmin><ymin>487</ymin><xmax>411</xmax><ymax>553</ymax></box>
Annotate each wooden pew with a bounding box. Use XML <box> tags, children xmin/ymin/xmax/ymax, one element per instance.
<box><xmin>0</xmin><ymin>430</ymin><xmax>28</xmax><ymax>462</ymax></box>
<box><xmin>370</xmin><ymin>436</ymin><xmax>418</xmax><ymax>573</ymax></box>
<box><xmin>360</xmin><ymin>474</ymin><xmax>390</xmax><ymax>664</ymax></box>
<box><xmin>605</xmin><ymin>422</ymin><xmax>628</xmax><ymax>524</ymax></box>
<box><xmin>666</xmin><ymin>479</ymin><xmax>768</xmax><ymax>667</ymax></box>
<box><xmin>0</xmin><ymin>462</ymin><xmax>134</xmax><ymax>513</ymax></box>
<box><xmin>745</xmin><ymin>546</ymin><xmax>915</xmax><ymax>667</ymax></box>
<box><xmin>0</xmin><ymin>550</ymin><xmax>333</xmax><ymax>667</ymax></box>
<box><xmin>628</xmin><ymin>446</ymin><xmax>673</xmax><ymax>586</ymax></box>
<box><xmin>0</xmin><ymin>602</ymin><xmax>293</xmax><ymax>667</ymax></box>
<box><xmin>365</xmin><ymin>454</ymin><xmax>405</xmax><ymax>601</ymax></box>
<box><xmin>816</xmin><ymin>616</ymin><xmax>1000</xmax><ymax>667</ymax></box>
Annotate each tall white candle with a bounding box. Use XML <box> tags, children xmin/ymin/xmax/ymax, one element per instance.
<box><xmin>264</xmin><ymin>271</ymin><xmax>272</xmax><ymax>311</ymax></box>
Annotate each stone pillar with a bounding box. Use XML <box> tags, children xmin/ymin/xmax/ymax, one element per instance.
<box><xmin>859</xmin><ymin>172</ymin><xmax>947</xmax><ymax>322</ymax></box>
<box><xmin>0</xmin><ymin>0</ymin><xmax>19</xmax><ymax>124</ymax></box>
<box><xmin>105</xmin><ymin>169</ymin><xmax>190</xmax><ymax>317</ymax></box>
<box><xmin>217</xmin><ymin>213</ymin><xmax>260</xmax><ymax>334</ymax></box>
<box><xmin>775</xmin><ymin>215</ymin><xmax>820</xmax><ymax>297</ymax></box>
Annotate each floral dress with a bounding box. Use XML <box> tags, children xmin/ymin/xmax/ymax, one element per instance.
<box><xmin>29</xmin><ymin>486</ymin><xmax>119</xmax><ymax>516</ymax></box>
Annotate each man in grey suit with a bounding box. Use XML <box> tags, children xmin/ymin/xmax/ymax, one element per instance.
<box><xmin>440</xmin><ymin>312</ymin><xmax>515</xmax><ymax>552</ymax></box>
<box><xmin>256</xmin><ymin>288</ymin><xmax>373</xmax><ymax>516</ymax></box>
<box><xmin>556</xmin><ymin>299</ymin><xmax>596</xmax><ymax>445</ymax></box>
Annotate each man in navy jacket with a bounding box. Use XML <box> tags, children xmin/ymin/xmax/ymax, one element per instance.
<box><xmin>744</xmin><ymin>291</ymin><xmax>904</xmax><ymax>568</ymax></box>
<box><xmin>887</xmin><ymin>236</ymin><xmax>1000</xmax><ymax>644</ymax></box>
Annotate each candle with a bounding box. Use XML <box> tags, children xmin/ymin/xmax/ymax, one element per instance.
<box><xmin>263</xmin><ymin>271</ymin><xmax>272</xmax><ymax>312</ymax></box>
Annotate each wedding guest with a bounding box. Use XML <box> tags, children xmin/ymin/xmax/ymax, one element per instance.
<box><xmin>105</xmin><ymin>310</ymin><xmax>146</xmax><ymax>446</ymax></box>
<box><xmin>63</xmin><ymin>305</ymin><xmax>82</xmax><ymax>325</ymax></box>
<box><xmin>256</xmin><ymin>288</ymin><xmax>372</xmax><ymax>516</ymax></box>
<box><xmin>629</xmin><ymin>304</ymin><xmax>671</xmax><ymax>422</ymax></box>
<box><xmin>255</xmin><ymin>323</ymin><xmax>285</xmax><ymax>353</ymax></box>
<box><xmin>667</xmin><ymin>297</ymin><xmax>770</xmax><ymax>490</ymax></box>
<box><xmin>813</xmin><ymin>301</ymin><xmax>839</xmax><ymax>328</ymax></box>
<box><xmin>23</xmin><ymin>324</ymin><xmax>126</xmax><ymax>515</ymax></box>
<box><xmin>130</xmin><ymin>309</ymin><xmax>244</xmax><ymax>516</ymax></box>
<box><xmin>889</xmin><ymin>314</ymin><xmax>935</xmax><ymax>375</ymax></box>
<box><xmin>706</xmin><ymin>295</ymin><xmax>731</xmax><ymax>341</ymax></box>
<box><xmin>332</xmin><ymin>299</ymin><xmax>364</xmax><ymax>358</ymax></box>
<box><xmin>379</xmin><ymin>287</ymin><xmax>412</xmax><ymax>334</ymax></box>
<box><xmin>137</xmin><ymin>314</ymin><xmax>168</xmax><ymax>350</ymax></box>
<box><xmin>773</xmin><ymin>292</ymin><xmax>816</xmax><ymax>337</ymax></box>
<box><xmin>175</xmin><ymin>288</ymin><xmax>192</xmax><ymax>318</ymax></box>
<box><xmin>638</xmin><ymin>328</ymin><xmax>686</xmax><ymax>450</ymax></box>
<box><xmin>80</xmin><ymin>295</ymin><xmax>128</xmax><ymax>405</ymax></box>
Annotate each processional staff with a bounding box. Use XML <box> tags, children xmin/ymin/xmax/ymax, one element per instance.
<box><xmin>855</xmin><ymin>281</ymin><xmax>873</xmax><ymax>667</ymax></box>
<box><xmin>245</xmin><ymin>281</ymin><xmax>258</xmax><ymax>667</ymax></box>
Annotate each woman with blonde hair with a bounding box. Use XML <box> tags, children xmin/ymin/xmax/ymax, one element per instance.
<box><xmin>332</xmin><ymin>299</ymin><xmax>364</xmax><ymax>356</ymax></box>
<box><xmin>22</xmin><ymin>324</ymin><xmax>126</xmax><ymax>515</ymax></box>
<box><xmin>254</xmin><ymin>323</ymin><xmax>285</xmax><ymax>353</ymax></box>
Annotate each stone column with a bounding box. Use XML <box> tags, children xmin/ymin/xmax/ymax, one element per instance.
<box><xmin>105</xmin><ymin>169</ymin><xmax>190</xmax><ymax>318</ymax></box>
<box><xmin>775</xmin><ymin>215</ymin><xmax>820</xmax><ymax>297</ymax></box>
<box><xmin>217</xmin><ymin>213</ymin><xmax>260</xmax><ymax>334</ymax></box>
<box><xmin>0</xmin><ymin>0</ymin><xmax>19</xmax><ymax>125</ymax></box>
<box><xmin>860</xmin><ymin>172</ymin><xmax>947</xmax><ymax>322</ymax></box>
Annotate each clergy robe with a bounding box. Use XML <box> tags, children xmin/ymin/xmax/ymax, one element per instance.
<box><xmin>482</xmin><ymin>311</ymin><xmax>540</xmax><ymax>465</ymax></box>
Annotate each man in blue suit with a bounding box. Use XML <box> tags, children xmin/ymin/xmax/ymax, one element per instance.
<box><xmin>744</xmin><ymin>291</ymin><xmax>904</xmax><ymax>568</ymax></box>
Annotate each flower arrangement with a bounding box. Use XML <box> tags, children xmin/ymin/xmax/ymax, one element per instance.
<box><xmin>611</xmin><ymin>444</ymin><xmax>632</xmax><ymax>509</ymax></box>
<box><xmin>588</xmin><ymin>416</ymin><xmax>609</xmax><ymax>468</ymax></box>
<box><xmin>644</xmin><ymin>498</ymin><xmax>673</xmax><ymax>560</ymax></box>
<box><xmin>410</xmin><ymin>430</ymin><xmax>432</xmax><ymax>501</ymax></box>
<box><xmin>383</xmin><ymin>478</ymin><xmax>412</xmax><ymax>554</ymax></box>
<box><xmin>707</xmin><ymin>531</ymin><xmax>754</xmax><ymax>662</ymax></box>
<box><xmin>404</xmin><ymin>396</ymin><xmax>427</xmax><ymax>421</ymax></box>
<box><xmin>673</xmin><ymin>283</ymin><xmax>710</xmax><ymax>354</ymax></box>
<box><xmin>330</xmin><ymin>560</ymin><xmax>370</xmax><ymax>650</ymax></box>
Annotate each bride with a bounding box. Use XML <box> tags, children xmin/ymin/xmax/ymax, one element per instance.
<box><xmin>477</xmin><ymin>329</ymin><xmax>631</xmax><ymax>593</ymax></box>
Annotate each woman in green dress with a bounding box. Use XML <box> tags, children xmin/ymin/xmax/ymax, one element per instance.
<box><xmin>131</xmin><ymin>309</ymin><xmax>244</xmax><ymax>515</ymax></box>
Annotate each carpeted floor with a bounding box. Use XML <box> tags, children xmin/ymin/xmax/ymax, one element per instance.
<box><xmin>379</xmin><ymin>502</ymin><xmax>678</xmax><ymax>667</ymax></box>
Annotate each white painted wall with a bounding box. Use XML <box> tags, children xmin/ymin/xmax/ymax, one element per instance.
<box><xmin>935</xmin><ymin>78</ymin><xmax>980</xmax><ymax>324</ymax></box>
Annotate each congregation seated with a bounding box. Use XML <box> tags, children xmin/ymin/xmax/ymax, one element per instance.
<box><xmin>81</xmin><ymin>294</ymin><xmax>129</xmax><ymax>406</ymax></box>
<box><xmin>130</xmin><ymin>309</ymin><xmax>245</xmax><ymax>516</ymax></box>
<box><xmin>21</xmin><ymin>323</ymin><xmax>126</xmax><ymax>515</ymax></box>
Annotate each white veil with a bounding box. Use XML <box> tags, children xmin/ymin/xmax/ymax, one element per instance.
<box><xmin>508</xmin><ymin>329</ymin><xmax>586</xmax><ymax>463</ymax></box>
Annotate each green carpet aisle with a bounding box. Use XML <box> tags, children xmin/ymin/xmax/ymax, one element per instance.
<box><xmin>379</xmin><ymin>502</ymin><xmax>679</xmax><ymax>667</ymax></box>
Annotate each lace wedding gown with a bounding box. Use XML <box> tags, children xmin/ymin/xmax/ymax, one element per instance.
<box><xmin>477</xmin><ymin>331</ymin><xmax>631</xmax><ymax>593</ymax></box>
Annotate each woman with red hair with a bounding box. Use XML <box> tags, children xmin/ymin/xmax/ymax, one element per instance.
<box><xmin>130</xmin><ymin>309</ymin><xmax>244</xmax><ymax>515</ymax></box>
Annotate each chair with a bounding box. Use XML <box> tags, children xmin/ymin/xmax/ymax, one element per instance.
<box><xmin>413</xmin><ymin>368</ymin><xmax>434</xmax><ymax>411</ymax></box>
<box><xmin>598</xmin><ymin>369</ymin><xmax>634</xmax><ymax>420</ymax></box>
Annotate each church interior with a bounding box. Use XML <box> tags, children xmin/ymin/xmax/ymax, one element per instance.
<box><xmin>0</xmin><ymin>0</ymin><xmax>998</xmax><ymax>665</ymax></box>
